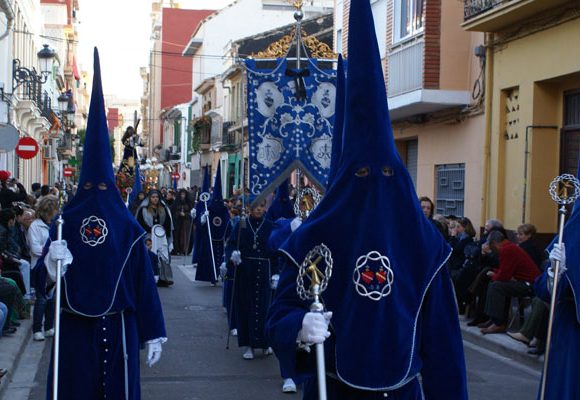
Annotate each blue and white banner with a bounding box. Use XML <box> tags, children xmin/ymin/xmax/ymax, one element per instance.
<box><xmin>245</xmin><ymin>59</ymin><xmax>336</xmax><ymax>202</ymax></box>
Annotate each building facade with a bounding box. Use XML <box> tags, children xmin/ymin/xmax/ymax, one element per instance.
<box><xmin>463</xmin><ymin>0</ymin><xmax>580</xmax><ymax>235</ymax></box>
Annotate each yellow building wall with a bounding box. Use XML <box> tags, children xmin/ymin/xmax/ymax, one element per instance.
<box><xmin>393</xmin><ymin>114</ymin><xmax>485</xmax><ymax>230</ymax></box>
<box><xmin>489</xmin><ymin>17</ymin><xmax>580</xmax><ymax>233</ymax></box>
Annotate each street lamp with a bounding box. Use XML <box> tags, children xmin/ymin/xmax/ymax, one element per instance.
<box><xmin>37</xmin><ymin>45</ymin><xmax>56</xmax><ymax>77</ymax></box>
<box><xmin>12</xmin><ymin>44</ymin><xmax>56</xmax><ymax>91</ymax></box>
<box><xmin>58</xmin><ymin>93</ymin><xmax>69</xmax><ymax>114</ymax></box>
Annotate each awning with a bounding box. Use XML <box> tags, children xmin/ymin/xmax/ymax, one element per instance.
<box><xmin>72</xmin><ymin>56</ymin><xmax>80</xmax><ymax>81</ymax></box>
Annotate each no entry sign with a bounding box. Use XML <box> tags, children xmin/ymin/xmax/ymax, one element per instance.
<box><xmin>63</xmin><ymin>167</ymin><xmax>74</xmax><ymax>177</ymax></box>
<box><xmin>15</xmin><ymin>137</ymin><xmax>39</xmax><ymax>159</ymax></box>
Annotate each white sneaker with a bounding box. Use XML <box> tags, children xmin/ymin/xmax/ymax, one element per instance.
<box><xmin>264</xmin><ymin>347</ymin><xmax>274</xmax><ymax>355</ymax></box>
<box><xmin>44</xmin><ymin>329</ymin><xmax>55</xmax><ymax>337</ymax></box>
<box><xmin>33</xmin><ymin>332</ymin><xmax>45</xmax><ymax>341</ymax></box>
<box><xmin>242</xmin><ymin>347</ymin><xmax>254</xmax><ymax>360</ymax></box>
<box><xmin>230</xmin><ymin>329</ymin><xmax>238</xmax><ymax>336</ymax></box>
<box><xmin>282</xmin><ymin>378</ymin><xmax>297</xmax><ymax>393</ymax></box>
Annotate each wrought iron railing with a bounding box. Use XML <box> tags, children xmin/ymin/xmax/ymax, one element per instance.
<box><xmin>464</xmin><ymin>0</ymin><xmax>509</xmax><ymax>20</ymax></box>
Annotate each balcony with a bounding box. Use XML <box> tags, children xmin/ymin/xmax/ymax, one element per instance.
<box><xmin>387</xmin><ymin>38</ymin><xmax>471</xmax><ymax>121</ymax></box>
<box><xmin>462</xmin><ymin>0</ymin><xmax>571</xmax><ymax>32</ymax></box>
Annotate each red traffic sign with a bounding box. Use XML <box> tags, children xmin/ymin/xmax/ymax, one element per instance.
<box><xmin>171</xmin><ymin>172</ymin><xmax>180</xmax><ymax>179</ymax></box>
<box><xmin>15</xmin><ymin>137</ymin><xmax>39</xmax><ymax>159</ymax></box>
<box><xmin>63</xmin><ymin>167</ymin><xmax>75</xmax><ymax>177</ymax></box>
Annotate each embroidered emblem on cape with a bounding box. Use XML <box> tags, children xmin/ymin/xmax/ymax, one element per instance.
<box><xmin>310</xmin><ymin>134</ymin><xmax>332</xmax><ymax>169</ymax></box>
<box><xmin>353</xmin><ymin>251</ymin><xmax>394</xmax><ymax>301</ymax></box>
<box><xmin>79</xmin><ymin>216</ymin><xmax>108</xmax><ymax>247</ymax></box>
<box><xmin>212</xmin><ymin>216</ymin><xmax>223</xmax><ymax>227</ymax></box>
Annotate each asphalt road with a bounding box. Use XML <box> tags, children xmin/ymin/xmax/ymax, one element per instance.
<box><xmin>5</xmin><ymin>256</ymin><xmax>541</xmax><ymax>400</ymax></box>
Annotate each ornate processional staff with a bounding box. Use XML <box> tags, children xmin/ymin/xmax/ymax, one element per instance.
<box><xmin>297</xmin><ymin>244</ymin><xmax>333</xmax><ymax>400</ymax></box>
<box><xmin>52</xmin><ymin>193</ymin><xmax>65</xmax><ymax>400</ymax></box>
<box><xmin>540</xmin><ymin>174</ymin><xmax>580</xmax><ymax>400</ymax></box>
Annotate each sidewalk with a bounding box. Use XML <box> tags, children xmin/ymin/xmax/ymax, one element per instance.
<box><xmin>459</xmin><ymin>317</ymin><xmax>544</xmax><ymax>371</ymax></box>
<box><xmin>0</xmin><ymin>316</ymin><xmax>33</xmax><ymax>397</ymax></box>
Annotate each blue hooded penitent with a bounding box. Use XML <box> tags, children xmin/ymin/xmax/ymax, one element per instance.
<box><xmin>268</xmin><ymin>0</ymin><xmax>467</xmax><ymax>397</ymax></box>
<box><xmin>192</xmin><ymin>165</ymin><xmax>210</xmax><ymax>265</ymax></box>
<box><xmin>533</xmin><ymin>151</ymin><xmax>580</xmax><ymax>399</ymax></box>
<box><xmin>45</xmin><ymin>48</ymin><xmax>165</xmax><ymax>400</ymax></box>
<box><xmin>266</xmin><ymin>179</ymin><xmax>295</xmax><ymax>222</ymax></box>
<box><xmin>326</xmin><ymin>55</ymin><xmax>345</xmax><ymax>189</ymax></box>
<box><xmin>194</xmin><ymin>164</ymin><xmax>230</xmax><ymax>283</ymax></box>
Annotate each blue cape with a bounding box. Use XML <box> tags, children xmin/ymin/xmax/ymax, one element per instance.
<box><xmin>266</xmin><ymin>179</ymin><xmax>295</xmax><ymax>221</ymax></box>
<box><xmin>58</xmin><ymin>48</ymin><xmax>147</xmax><ymax>316</ymax></box>
<box><xmin>279</xmin><ymin>0</ymin><xmax>453</xmax><ymax>390</ymax></box>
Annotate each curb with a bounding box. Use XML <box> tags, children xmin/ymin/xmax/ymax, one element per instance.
<box><xmin>0</xmin><ymin>317</ymin><xmax>33</xmax><ymax>399</ymax></box>
<box><xmin>459</xmin><ymin>319</ymin><xmax>544</xmax><ymax>371</ymax></box>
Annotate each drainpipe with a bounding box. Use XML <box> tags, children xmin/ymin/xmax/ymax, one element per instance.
<box><xmin>0</xmin><ymin>0</ymin><xmax>14</xmax><ymax>40</ymax></box>
<box><xmin>522</xmin><ymin>125</ymin><xmax>559</xmax><ymax>224</ymax></box>
<box><xmin>480</xmin><ymin>33</ymin><xmax>494</xmax><ymax>230</ymax></box>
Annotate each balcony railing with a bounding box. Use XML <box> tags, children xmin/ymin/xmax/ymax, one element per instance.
<box><xmin>464</xmin><ymin>0</ymin><xmax>508</xmax><ymax>21</ymax></box>
<box><xmin>388</xmin><ymin>39</ymin><xmax>424</xmax><ymax>97</ymax></box>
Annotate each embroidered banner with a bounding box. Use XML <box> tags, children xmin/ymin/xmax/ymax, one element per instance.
<box><xmin>245</xmin><ymin>59</ymin><xmax>336</xmax><ymax>202</ymax></box>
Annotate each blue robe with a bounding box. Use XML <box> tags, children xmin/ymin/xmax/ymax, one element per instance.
<box><xmin>535</xmin><ymin>272</ymin><xmax>580</xmax><ymax>399</ymax></box>
<box><xmin>47</xmin><ymin>241</ymin><xmax>165</xmax><ymax>400</ymax></box>
<box><xmin>222</xmin><ymin>217</ymin><xmax>238</xmax><ymax>330</ymax></box>
<box><xmin>45</xmin><ymin>48</ymin><xmax>166</xmax><ymax>400</ymax></box>
<box><xmin>228</xmin><ymin>216</ymin><xmax>276</xmax><ymax>349</ymax></box>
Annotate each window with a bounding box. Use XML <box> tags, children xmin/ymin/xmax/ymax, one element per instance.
<box><xmin>336</xmin><ymin>29</ymin><xmax>342</xmax><ymax>54</ymax></box>
<box><xmin>405</xmin><ymin>139</ymin><xmax>418</xmax><ymax>188</ymax></box>
<box><xmin>393</xmin><ymin>0</ymin><xmax>425</xmax><ymax>43</ymax></box>
<box><xmin>371</xmin><ymin>0</ymin><xmax>387</xmax><ymax>58</ymax></box>
<box><xmin>435</xmin><ymin>164</ymin><xmax>465</xmax><ymax>217</ymax></box>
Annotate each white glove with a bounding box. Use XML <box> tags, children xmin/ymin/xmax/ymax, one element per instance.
<box><xmin>549</xmin><ymin>243</ymin><xmax>566</xmax><ymax>274</ymax></box>
<box><xmin>219</xmin><ymin>262</ymin><xmax>227</xmax><ymax>279</ymax></box>
<box><xmin>231</xmin><ymin>250</ymin><xmax>242</xmax><ymax>266</ymax></box>
<box><xmin>154</xmin><ymin>275</ymin><xmax>159</xmax><ymax>283</ymax></box>
<box><xmin>290</xmin><ymin>217</ymin><xmax>302</xmax><ymax>232</ymax></box>
<box><xmin>190</xmin><ymin>208</ymin><xmax>197</xmax><ymax>219</ymax></box>
<box><xmin>297</xmin><ymin>311</ymin><xmax>332</xmax><ymax>344</ymax></box>
<box><xmin>146</xmin><ymin>341</ymin><xmax>162</xmax><ymax>367</ymax></box>
<box><xmin>46</xmin><ymin>240</ymin><xmax>73</xmax><ymax>281</ymax></box>
<box><xmin>200</xmin><ymin>210</ymin><xmax>209</xmax><ymax>225</ymax></box>
<box><xmin>270</xmin><ymin>274</ymin><xmax>280</xmax><ymax>290</ymax></box>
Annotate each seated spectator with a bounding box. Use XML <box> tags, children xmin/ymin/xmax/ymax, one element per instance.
<box><xmin>0</xmin><ymin>209</ymin><xmax>31</xmax><ymax>298</ymax></box>
<box><xmin>464</xmin><ymin>219</ymin><xmax>506</xmax><ymax>325</ymax></box>
<box><xmin>507</xmin><ymin>294</ymin><xmax>549</xmax><ymax>355</ymax></box>
<box><xmin>0</xmin><ymin>276</ymin><xmax>19</xmax><ymax>335</ymax></box>
<box><xmin>516</xmin><ymin>223</ymin><xmax>544</xmax><ymax>268</ymax></box>
<box><xmin>480</xmin><ymin>231</ymin><xmax>541</xmax><ymax>334</ymax></box>
<box><xmin>448</xmin><ymin>217</ymin><xmax>477</xmax><ymax>278</ymax></box>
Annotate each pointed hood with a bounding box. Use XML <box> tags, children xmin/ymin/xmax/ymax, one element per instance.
<box><xmin>128</xmin><ymin>163</ymin><xmax>142</xmax><ymax>205</ymax></box>
<box><xmin>55</xmin><ymin>48</ymin><xmax>146</xmax><ymax>316</ymax></box>
<box><xmin>280</xmin><ymin>0</ymin><xmax>453</xmax><ymax>390</ymax></box>
<box><xmin>211</xmin><ymin>163</ymin><xmax>224</xmax><ymax>204</ymax></box>
<box><xmin>208</xmin><ymin>163</ymin><xmax>230</xmax><ymax>240</ymax></box>
<box><xmin>266</xmin><ymin>179</ymin><xmax>295</xmax><ymax>221</ymax></box>
<box><xmin>78</xmin><ymin>48</ymin><xmax>115</xmax><ymax>189</ymax></box>
<box><xmin>326</xmin><ymin>55</ymin><xmax>345</xmax><ymax>189</ymax></box>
